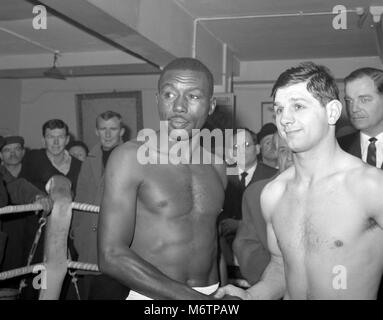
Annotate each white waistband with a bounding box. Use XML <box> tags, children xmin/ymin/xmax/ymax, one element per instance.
<box><xmin>126</xmin><ymin>282</ymin><xmax>219</xmax><ymax>300</ymax></box>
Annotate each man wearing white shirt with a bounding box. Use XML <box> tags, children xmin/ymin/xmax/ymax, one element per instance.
<box><xmin>339</xmin><ymin>68</ymin><xmax>383</xmax><ymax>169</ymax></box>
<box><xmin>360</xmin><ymin>132</ymin><xmax>383</xmax><ymax>167</ymax></box>
<box><xmin>219</xmin><ymin>128</ymin><xmax>277</xmax><ymax>281</ymax></box>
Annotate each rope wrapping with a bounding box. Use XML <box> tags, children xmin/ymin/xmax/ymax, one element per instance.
<box><xmin>72</xmin><ymin>202</ymin><xmax>99</xmax><ymax>213</ymax></box>
<box><xmin>0</xmin><ymin>201</ymin><xmax>100</xmax><ymax>216</ymax></box>
<box><xmin>0</xmin><ymin>264</ymin><xmax>45</xmax><ymax>281</ymax></box>
<box><xmin>68</xmin><ymin>261</ymin><xmax>99</xmax><ymax>272</ymax></box>
<box><xmin>0</xmin><ymin>203</ymin><xmax>43</xmax><ymax>216</ymax></box>
<box><xmin>0</xmin><ymin>261</ymin><xmax>100</xmax><ymax>281</ymax></box>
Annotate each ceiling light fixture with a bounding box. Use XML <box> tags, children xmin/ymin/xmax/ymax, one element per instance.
<box><xmin>370</xmin><ymin>6</ymin><xmax>383</xmax><ymax>64</ymax></box>
<box><xmin>44</xmin><ymin>51</ymin><xmax>66</xmax><ymax>80</ymax></box>
<box><xmin>356</xmin><ymin>7</ymin><xmax>368</xmax><ymax>28</ymax></box>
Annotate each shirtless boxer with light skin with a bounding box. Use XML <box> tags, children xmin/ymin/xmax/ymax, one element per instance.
<box><xmin>216</xmin><ymin>62</ymin><xmax>383</xmax><ymax>300</ymax></box>
<box><xmin>98</xmin><ymin>58</ymin><xmax>229</xmax><ymax>300</ymax></box>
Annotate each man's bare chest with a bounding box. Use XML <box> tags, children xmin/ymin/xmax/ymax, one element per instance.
<box><xmin>139</xmin><ymin>164</ymin><xmax>225</xmax><ymax>218</ymax></box>
<box><xmin>271</xmin><ymin>185</ymin><xmax>368</xmax><ymax>253</ymax></box>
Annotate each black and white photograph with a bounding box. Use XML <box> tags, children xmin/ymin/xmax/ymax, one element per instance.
<box><xmin>0</xmin><ymin>0</ymin><xmax>382</xmax><ymax>305</ymax></box>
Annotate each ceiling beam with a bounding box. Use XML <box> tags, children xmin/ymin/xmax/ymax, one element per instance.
<box><xmin>30</xmin><ymin>0</ymin><xmax>176</xmax><ymax>68</ymax></box>
<box><xmin>0</xmin><ymin>63</ymin><xmax>160</xmax><ymax>79</ymax></box>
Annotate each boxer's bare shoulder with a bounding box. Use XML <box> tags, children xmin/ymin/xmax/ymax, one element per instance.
<box><xmin>110</xmin><ymin>139</ymin><xmax>151</xmax><ymax>165</ymax></box>
<box><xmin>260</xmin><ymin>166</ymin><xmax>294</xmax><ymax>222</ymax></box>
<box><xmin>104</xmin><ymin>140</ymin><xmax>148</xmax><ymax>189</ymax></box>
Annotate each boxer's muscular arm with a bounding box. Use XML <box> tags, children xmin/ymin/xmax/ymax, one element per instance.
<box><xmin>97</xmin><ymin>143</ymin><xmax>213</xmax><ymax>300</ymax></box>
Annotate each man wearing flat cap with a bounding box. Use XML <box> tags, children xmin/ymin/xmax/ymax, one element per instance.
<box><xmin>0</xmin><ymin>135</ymin><xmax>25</xmax><ymax>178</ymax></box>
<box><xmin>0</xmin><ymin>135</ymin><xmax>51</xmax><ymax>206</ymax></box>
<box><xmin>257</xmin><ymin>123</ymin><xmax>279</xmax><ymax>169</ymax></box>
<box><xmin>0</xmin><ymin>135</ymin><xmax>52</xmax><ymax>293</ymax></box>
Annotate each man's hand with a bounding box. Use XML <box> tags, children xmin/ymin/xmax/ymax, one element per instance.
<box><xmin>219</xmin><ymin>218</ymin><xmax>239</xmax><ymax>237</ymax></box>
<box><xmin>34</xmin><ymin>195</ymin><xmax>53</xmax><ymax>213</ymax></box>
<box><xmin>214</xmin><ymin>284</ymin><xmax>251</xmax><ymax>300</ymax></box>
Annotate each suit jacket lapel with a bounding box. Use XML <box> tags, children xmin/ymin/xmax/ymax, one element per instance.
<box><xmin>250</xmin><ymin>162</ymin><xmax>265</xmax><ymax>184</ymax></box>
<box><xmin>349</xmin><ymin>133</ymin><xmax>362</xmax><ymax>158</ymax></box>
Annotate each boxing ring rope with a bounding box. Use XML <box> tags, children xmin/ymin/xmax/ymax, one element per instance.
<box><xmin>0</xmin><ymin>261</ymin><xmax>100</xmax><ymax>281</ymax></box>
<box><xmin>71</xmin><ymin>202</ymin><xmax>99</xmax><ymax>213</ymax></box>
<box><xmin>0</xmin><ymin>264</ymin><xmax>44</xmax><ymax>281</ymax></box>
<box><xmin>0</xmin><ymin>202</ymin><xmax>99</xmax><ymax>216</ymax></box>
<box><xmin>0</xmin><ymin>175</ymin><xmax>100</xmax><ymax>299</ymax></box>
<box><xmin>0</xmin><ymin>203</ymin><xmax>44</xmax><ymax>216</ymax></box>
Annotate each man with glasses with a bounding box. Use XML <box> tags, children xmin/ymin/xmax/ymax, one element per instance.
<box><xmin>219</xmin><ymin>128</ymin><xmax>277</xmax><ymax>282</ymax></box>
<box><xmin>233</xmin><ymin>132</ymin><xmax>293</xmax><ymax>286</ymax></box>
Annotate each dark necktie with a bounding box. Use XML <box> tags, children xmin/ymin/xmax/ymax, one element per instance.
<box><xmin>366</xmin><ymin>137</ymin><xmax>377</xmax><ymax>167</ymax></box>
<box><xmin>240</xmin><ymin>171</ymin><xmax>248</xmax><ymax>188</ymax></box>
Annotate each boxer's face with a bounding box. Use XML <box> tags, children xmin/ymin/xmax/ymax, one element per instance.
<box><xmin>157</xmin><ymin>69</ymin><xmax>215</xmax><ymax>140</ymax></box>
<box><xmin>274</xmin><ymin>82</ymin><xmax>329</xmax><ymax>153</ymax></box>
<box><xmin>345</xmin><ymin>76</ymin><xmax>383</xmax><ymax>136</ymax></box>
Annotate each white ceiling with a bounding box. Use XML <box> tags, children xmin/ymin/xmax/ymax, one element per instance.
<box><xmin>0</xmin><ymin>17</ymin><xmax>115</xmax><ymax>55</ymax></box>
<box><xmin>0</xmin><ymin>0</ymin><xmax>381</xmax><ymax>79</ymax></box>
<box><xmin>175</xmin><ymin>0</ymin><xmax>381</xmax><ymax>60</ymax></box>
<box><xmin>0</xmin><ymin>0</ymin><xmax>116</xmax><ymax>55</ymax></box>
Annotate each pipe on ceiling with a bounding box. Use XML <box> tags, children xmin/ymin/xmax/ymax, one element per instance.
<box><xmin>0</xmin><ymin>26</ymin><xmax>59</xmax><ymax>55</ymax></box>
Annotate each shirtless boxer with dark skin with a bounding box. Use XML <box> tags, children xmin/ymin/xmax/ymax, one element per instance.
<box><xmin>98</xmin><ymin>58</ymin><xmax>229</xmax><ymax>299</ymax></box>
<box><xmin>216</xmin><ymin>62</ymin><xmax>383</xmax><ymax>300</ymax></box>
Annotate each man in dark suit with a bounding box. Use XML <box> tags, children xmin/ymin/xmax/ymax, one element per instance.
<box><xmin>338</xmin><ymin>68</ymin><xmax>383</xmax><ymax>169</ymax></box>
<box><xmin>0</xmin><ymin>136</ymin><xmax>51</xmax><ymax>261</ymax></box>
<box><xmin>218</xmin><ymin>128</ymin><xmax>277</xmax><ymax>281</ymax></box>
<box><xmin>0</xmin><ymin>136</ymin><xmax>52</xmax><ymax>291</ymax></box>
<box><xmin>338</xmin><ymin>67</ymin><xmax>383</xmax><ymax>299</ymax></box>
<box><xmin>233</xmin><ymin>133</ymin><xmax>293</xmax><ymax>285</ymax></box>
